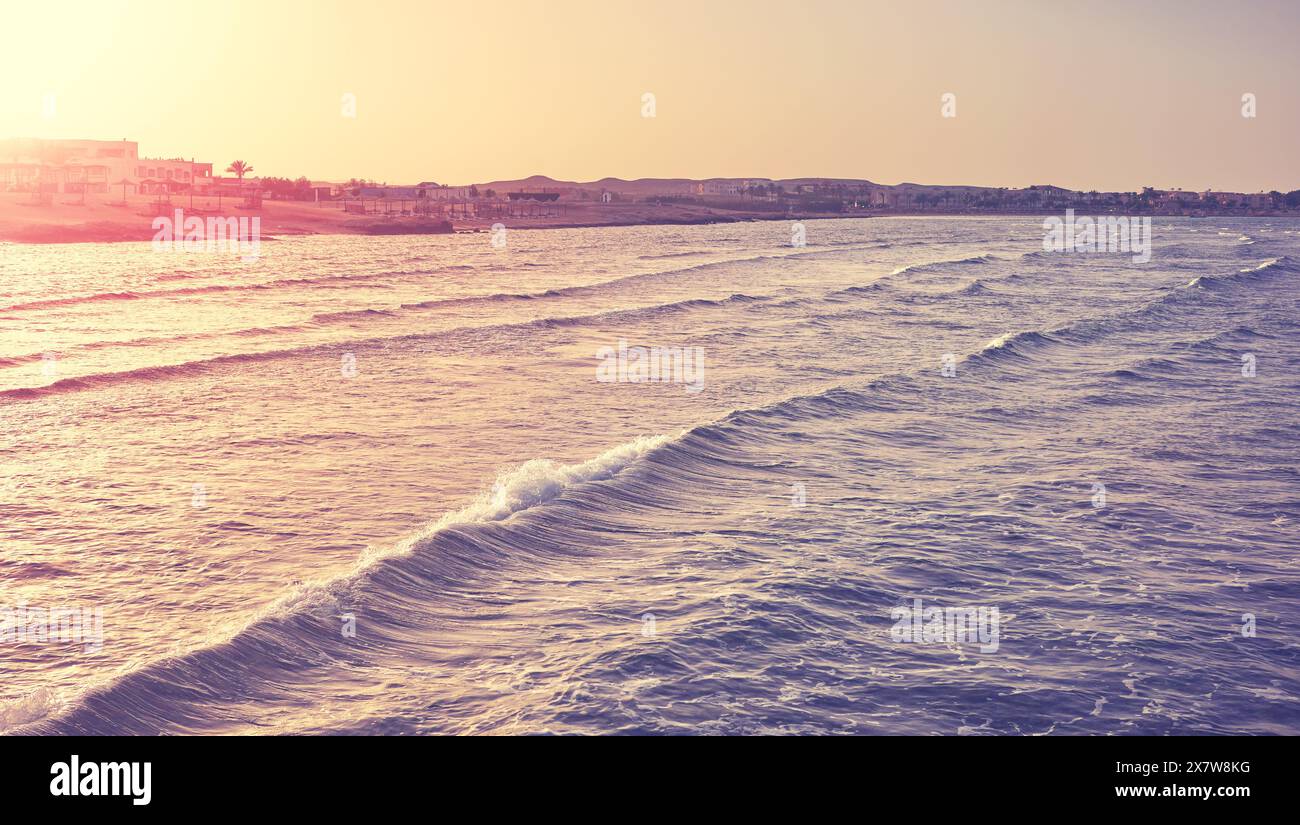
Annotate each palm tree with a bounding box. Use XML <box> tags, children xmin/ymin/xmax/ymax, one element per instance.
<box><xmin>225</xmin><ymin>161</ymin><xmax>253</xmax><ymax>209</ymax></box>
<box><xmin>226</xmin><ymin>160</ymin><xmax>253</xmax><ymax>183</ymax></box>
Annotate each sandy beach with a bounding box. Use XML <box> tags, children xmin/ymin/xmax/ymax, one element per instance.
<box><xmin>0</xmin><ymin>191</ymin><xmax>842</xmax><ymax>243</ymax></box>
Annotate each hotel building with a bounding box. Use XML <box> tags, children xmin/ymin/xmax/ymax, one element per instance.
<box><xmin>0</xmin><ymin>138</ymin><xmax>214</xmax><ymax>196</ymax></box>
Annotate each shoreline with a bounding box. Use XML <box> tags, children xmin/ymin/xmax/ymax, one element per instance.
<box><xmin>0</xmin><ymin>202</ymin><xmax>844</xmax><ymax>244</ymax></box>
<box><xmin>2</xmin><ymin>194</ymin><xmax>1296</xmax><ymax>245</ymax></box>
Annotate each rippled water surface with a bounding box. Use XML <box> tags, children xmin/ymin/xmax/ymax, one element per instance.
<box><xmin>2</xmin><ymin>217</ymin><xmax>1298</xmax><ymax>734</ymax></box>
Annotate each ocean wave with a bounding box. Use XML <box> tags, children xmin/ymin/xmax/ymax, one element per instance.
<box><xmin>0</xmin><ymin>560</ymin><xmax>74</xmax><ymax>580</ymax></box>
<box><xmin>6</xmin><ymin>346</ymin><xmax>986</xmax><ymax>732</ymax></box>
<box><xmin>310</xmin><ymin>308</ymin><xmax>399</xmax><ymax>324</ymax></box>
<box><xmin>12</xmin><ymin>362</ymin><xmax>969</xmax><ymax>732</ymax></box>
<box><xmin>0</xmin><ymin>290</ymin><xmax>778</xmax><ymax>402</ymax></box>
<box><xmin>13</xmin><ymin>434</ymin><xmax>673</xmax><ymax>734</ymax></box>
<box><xmin>10</xmin><ymin>241</ymin><xmax>1258</xmax><ymax>402</ymax></box>
<box><xmin>1101</xmin><ymin>356</ymin><xmax>1183</xmax><ymax>382</ymax></box>
<box><xmin>967</xmin><ymin>330</ymin><xmax>1060</xmax><ymax>364</ymax></box>
<box><xmin>0</xmin><ymin>243</ymin><xmax>876</xmax><ymax>317</ymax></box>
<box><xmin>0</xmin><ymin>290</ymin><xmax>145</xmax><ymax>313</ymax></box>
<box><xmin>12</xmin><ymin>241</ymin><xmax>1296</xmax><ymax>731</ymax></box>
<box><xmin>636</xmin><ymin>250</ymin><xmax>709</xmax><ymax>260</ymax></box>
<box><xmin>1175</xmin><ymin>325</ymin><xmax>1273</xmax><ymax>354</ymax></box>
<box><xmin>890</xmin><ymin>254</ymin><xmax>997</xmax><ymax>276</ymax></box>
<box><xmin>896</xmin><ymin>278</ymin><xmax>1002</xmax><ymax>304</ymax></box>
<box><xmin>0</xmin><ymin>347</ymin><xmax>321</xmax><ymax>401</ymax></box>
<box><xmin>819</xmin><ymin>253</ymin><xmax>1005</xmax><ymax>302</ymax></box>
<box><xmin>1185</xmin><ymin>256</ymin><xmax>1294</xmax><ymax>291</ymax></box>
<box><xmin>0</xmin><ymin>353</ymin><xmax>47</xmax><ymax>370</ymax></box>
<box><xmin>827</xmin><ymin>281</ymin><xmax>892</xmax><ymax>300</ymax></box>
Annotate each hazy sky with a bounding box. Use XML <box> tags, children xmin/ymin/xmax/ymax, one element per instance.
<box><xmin>3</xmin><ymin>0</ymin><xmax>1297</xmax><ymax>191</ymax></box>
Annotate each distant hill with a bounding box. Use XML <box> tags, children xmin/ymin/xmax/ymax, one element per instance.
<box><xmin>467</xmin><ymin>175</ymin><xmax>1013</xmax><ymax>196</ymax></box>
<box><xmin>474</xmin><ymin>175</ymin><xmax>698</xmax><ymax>195</ymax></box>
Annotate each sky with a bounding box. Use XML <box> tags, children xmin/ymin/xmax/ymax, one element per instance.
<box><xmin>2</xmin><ymin>0</ymin><xmax>1298</xmax><ymax>191</ymax></box>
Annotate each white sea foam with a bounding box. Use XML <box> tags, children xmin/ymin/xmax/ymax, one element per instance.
<box><xmin>0</xmin><ymin>686</ymin><xmax>63</xmax><ymax>732</ymax></box>
<box><xmin>1241</xmin><ymin>257</ymin><xmax>1284</xmax><ymax>273</ymax></box>
<box><xmin>264</xmin><ymin>434</ymin><xmax>675</xmax><ymax>620</ymax></box>
<box><xmin>983</xmin><ymin>332</ymin><xmax>1017</xmax><ymax>350</ymax></box>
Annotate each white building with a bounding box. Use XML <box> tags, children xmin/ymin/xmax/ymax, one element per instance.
<box><xmin>0</xmin><ymin>138</ymin><xmax>213</xmax><ymax>196</ymax></box>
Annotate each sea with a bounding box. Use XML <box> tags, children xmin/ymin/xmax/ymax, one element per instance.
<box><xmin>1</xmin><ymin>216</ymin><xmax>1297</xmax><ymax>734</ymax></box>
